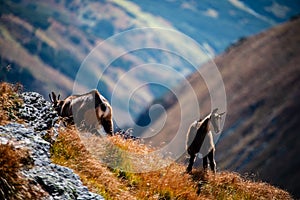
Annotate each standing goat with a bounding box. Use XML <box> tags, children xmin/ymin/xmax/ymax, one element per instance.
<box><xmin>49</xmin><ymin>89</ymin><xmax>113</xmax><ymax>135</ymax></box>
<box><xmin>186</xmin><ymin>108</ymin><xmax>225</xmax><ymax>173</ymax></box>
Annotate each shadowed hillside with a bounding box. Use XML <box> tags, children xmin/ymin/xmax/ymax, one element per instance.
<box><xmin>150</xmin><ymin>17</ymin><xmax>300</xmax><ymax>197</ymax></box>
<box><xmin>217</xmin><ymin>17</ymin><xmax>300</xmax><ymax>198</ymax></box>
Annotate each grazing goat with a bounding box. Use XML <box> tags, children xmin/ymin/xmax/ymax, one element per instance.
<box><xmin>49</xmin><ymin>89</ymin><xmax>113</xmax><ymax>135</ymax></box>
<box><xmin>186</xmin><ymin>108</ymin><xmax>224</xmax><ymax>173</ymax></box>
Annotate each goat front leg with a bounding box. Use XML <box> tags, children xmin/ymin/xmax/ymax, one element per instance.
<box><xmin>101</xmin><ymin>117</ymin><xmax>113</xmax><ymax>135</ymax></box>
<box><xmin>186</xmin><ymin>153</ymin><xmax>196</xmax><ymax>173</ymax></box>
<box><xmin>203</xmin><ymin>155</ymin><xmax>208</xmax><ymax>171</ymax></box>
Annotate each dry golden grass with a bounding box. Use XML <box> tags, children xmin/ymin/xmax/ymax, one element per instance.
<box><xmin>50</xmin><ymin>126</ymin><xmax>293</xmax><ymax>200</ymax></box>
<box><xmin>0</xmin><ymin>82</ymin><xmax>23</xmax><ymax>125</ymax></box>
<box><xmin>0</xmin><ymin>142</ymin><xmax>45</xmax><ymax>199</ymax></box>
<box><xmin>50</xmin><ymin>126</ymin><xmax>136</xmax><ymax>200</ymax></box>
<box><xmin>198</xmin><ymin>171</ymin><xmax>292</xmax><ymax>200</ymax></box>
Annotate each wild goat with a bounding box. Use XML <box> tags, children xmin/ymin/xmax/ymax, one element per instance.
<box><xmin>49</xmin><ymin>89</ymin><xmax>113</xmax><ymax>135</ymax></box>
<box><xmin>186</xmin><ymin>108</ymin><xmax>225</xmax><ymax>173</ymax></box>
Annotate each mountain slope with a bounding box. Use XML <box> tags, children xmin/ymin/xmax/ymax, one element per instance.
<box><xmin>216</xmin><ymin>17</ymin><xmax>300</xmax><ymax>197</ymax></box>
<box><xmin>150</xmin><ymin>17</ymin><xmax>300</xmax><ymax>197</ymax></box>
<box><xmin>1</xmin><ymin>0</ymin><xmax>299</xmax><ymax>127</ymax></box>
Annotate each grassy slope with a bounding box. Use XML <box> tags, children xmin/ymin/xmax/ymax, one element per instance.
<box><xmin>0</xmin><ymin>82</ymin><xmax>293</xmax><ymax>199</ymax></box>
<box><xmin>50</xmin><ymin>125</ymin><xmax>292</xmax><ymax>199</ymax></box>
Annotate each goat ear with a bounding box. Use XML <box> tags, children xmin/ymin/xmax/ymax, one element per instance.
<box><xmin>212</xmin><ymin>108</ymin><xmax>218</xmax><ymax>114</ymax></box>
<box><xmin>51</xmin><ymin>92</ymin><xmax>58</xmax><ymax>104</ymax></box>
<box><xmin>58</xmin><ymin>94</ymin><xmax>60</xmax><ymax>100</ymax></box>
<box><xmin>51</xmin><ymin>92</ymin><xmax>56</xmax><ymax>100</ymax></box>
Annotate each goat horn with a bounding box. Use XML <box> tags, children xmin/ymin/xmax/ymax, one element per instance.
<box><xmin>49</xmin><ymin>93</ymin><xmax>53</xmax><ymax>103</ymax></box>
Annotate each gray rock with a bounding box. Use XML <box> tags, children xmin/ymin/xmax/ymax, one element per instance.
<box><xmin>18</xmin><ymin>92</ymin><xmax>59</xmax><ymax>131</ymax></box>
<box><xmin>0</xmin><ymin>91</ymin><xmax>104</xmax><ymax>200</ymax></box>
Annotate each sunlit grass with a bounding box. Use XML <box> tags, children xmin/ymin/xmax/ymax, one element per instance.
<box><xmin>50</xmin><ymin>126</ymin><xmax>135</xmax><ymax>200</ymax></box>
<box><xmin>50</xmin><ymin>125</ymin><xmax>292</xmax><ymax>199</ymax></box>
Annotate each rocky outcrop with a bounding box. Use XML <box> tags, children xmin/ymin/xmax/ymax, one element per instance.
<box><xmin>18</xmin><ymin>92</ymin><xmax>59</xmax><ymax>131</ymax></box>
<box><xmin>0</xmin><ymin>92</ymin><xmax>104</xmax><ymax>200</ymax></box>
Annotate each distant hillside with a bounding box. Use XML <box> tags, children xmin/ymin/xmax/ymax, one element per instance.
<box><xmin>148</xmin><ymin>17</ymin><xmax>300</xmax><ymax>197</ymax></box>
<box><xmin>217</xmin><ymin>17</ymin><xmax>300</xmax><ymax>198</ymax></box>
<box><xmin>1</xmin><ymin>0</ymin><xmax>299</xmax><ymax>127</ymax></box>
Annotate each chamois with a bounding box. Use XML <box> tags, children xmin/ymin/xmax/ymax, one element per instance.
<box><xmin>186</xmin><ymin>108</ymin><xmax>224</xmax><ymax>173</ymax></box>
<box><xmin>49</xmin><ymin>89</ymin><xmax>113</xmax><ymax>135</ymax></box>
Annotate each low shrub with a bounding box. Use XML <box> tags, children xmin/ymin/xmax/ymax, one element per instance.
<box><xmin>0</xmin><ymin>142</ymin><xmax>44</xmax><ymax>199</ymax></box>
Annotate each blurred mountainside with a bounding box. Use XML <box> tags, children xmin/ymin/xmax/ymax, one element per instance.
<box><xmin>1</xmin><ymin>0</ymin><xmax>299</xmax><ymax>126</ymax></box>
<box><xmin>148</xmin><ymin>17</ymin><xmax>300</xmax><ymax>197</ymax></box>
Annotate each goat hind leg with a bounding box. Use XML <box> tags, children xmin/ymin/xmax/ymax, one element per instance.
<box><xmin>208</xmin><ymin>149</ymin><xmax>216</xmax><ymax>173</ymax></box>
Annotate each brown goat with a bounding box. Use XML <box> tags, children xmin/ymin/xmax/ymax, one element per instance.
<box><xmin>49</xmin><ymin>89</ymin><xmax>113</xmax><ymax>135</ymax></box>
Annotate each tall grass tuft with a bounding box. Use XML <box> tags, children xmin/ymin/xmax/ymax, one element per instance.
<box><xmin>0</xmin><ymin>82</ymin><xmax>23</xmax><ymax>125</ymax></box>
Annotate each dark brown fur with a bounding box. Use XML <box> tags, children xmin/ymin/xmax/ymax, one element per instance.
<box><xmin>49</xmin><ymin>89</ymin><xmax>113</xmax><ymax>135</ymax></box>
<box><xmin>186</xmin><ymin>117</ymin><xmax>210</xmax><ymax>173</ymax></box>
